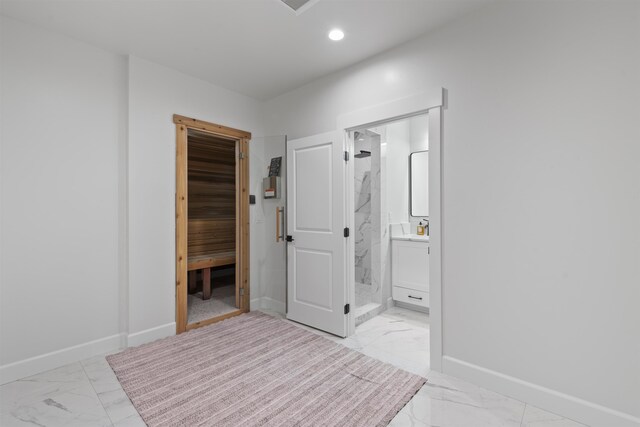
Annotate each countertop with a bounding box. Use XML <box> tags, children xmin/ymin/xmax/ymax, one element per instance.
<box><xmin>391</xmin><ymin>233</ymin><xmax>429</xmax><ymax>242</ymax></box>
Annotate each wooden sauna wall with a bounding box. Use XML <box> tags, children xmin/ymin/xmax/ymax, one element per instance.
<box><xmin>187</xmin><ymin>129</ymin><xmax>236</xmax><ymax>258</ymax></box>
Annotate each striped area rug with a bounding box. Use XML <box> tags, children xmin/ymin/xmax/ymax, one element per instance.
<box><xmin>107</xmin><ymin>311</ymin><xmax>426</xmax><ymax>426</ymax></box>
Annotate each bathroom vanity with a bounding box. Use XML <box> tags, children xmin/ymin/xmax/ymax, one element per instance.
<box><xmin>391</xmin><ymin>231</ymin><xmax>429</xmax><ymax>309</ymax></box>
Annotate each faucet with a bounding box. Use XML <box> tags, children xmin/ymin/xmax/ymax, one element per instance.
<box><xmin>423</xmin><ymin>219</ymin><xmax>429</xmax><ymax>236</ymax></box>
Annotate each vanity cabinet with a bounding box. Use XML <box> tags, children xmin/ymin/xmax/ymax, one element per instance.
<box><xmin>391</xmin><ymin>239</ymin><xmax>429</xmax><ymax>308</ymax></box>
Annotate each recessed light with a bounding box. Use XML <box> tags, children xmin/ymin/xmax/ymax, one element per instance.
<box><xmin>328</xmin><ymin>29</ymin><xmax>344</xmax><ymax>41</ymax></box>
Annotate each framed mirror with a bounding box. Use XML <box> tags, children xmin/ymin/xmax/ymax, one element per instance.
<box><xmin>410</xmin><ymin>151</ymin><xmax>428</xmax><ymax>217</ymax></box>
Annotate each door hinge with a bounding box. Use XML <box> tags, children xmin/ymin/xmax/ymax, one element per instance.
<box><xmin>240</xmin><ymin>288</ymin><xmax>245</xmax><ymax>296</ymax></box>
<box><xmin>344</xmin><ymin>304</ymin><xmax>350</xmax><ymax>315</ymax></box>
<box><xmin>286</xmin><ymin>235</ymin><xmax>294</xmax><ymax>242</ymax></box>
<box><xmin>239</xmin><ymin>152</ymin><xmax>246</xmax><ymax>160</ymax></box>
<box><xmin>344</xmin><ymin>151</ymin><xmax>349</xmax><ymax>161</ymax></box>
<box><xmin>343</xmin><ymin>227</ymin><xmax>349</xmax><ymax>238</ymax></box>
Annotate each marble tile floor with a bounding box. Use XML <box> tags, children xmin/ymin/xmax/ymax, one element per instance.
<box><xmin>0</xmin><ymin>306</ymin><xmax>587</xmax><ymax>427</ymax></box>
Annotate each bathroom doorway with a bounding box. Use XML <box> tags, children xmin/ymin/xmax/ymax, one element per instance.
<box><xmin>283</xmin><ymin>89</ymin><xmax>444</xmax><ymax>370</ymax></box>
<box><xmin>350</xmin><ymin>114</ymin><xmax>430</xmax><ymax>328</ymax></box>
<box><xmin>338</xmin><ymin>88</ymin><xmax>445</xmax><ymax>370</ymax></box>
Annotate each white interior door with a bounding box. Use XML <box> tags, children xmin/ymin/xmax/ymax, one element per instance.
<box><xmin>286</xmin><ymin>131</ymin><xmax>347</xmax><ymax>337</ymax></box>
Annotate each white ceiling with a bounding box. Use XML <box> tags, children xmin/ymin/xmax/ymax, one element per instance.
<box><xmin>1</xmin><ymin>0</ymin><xmax>492</xmax><ymax>100</ymax></box>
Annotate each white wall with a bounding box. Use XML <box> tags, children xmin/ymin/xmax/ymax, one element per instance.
<box><xmin>0</xmin><ymin>17</ymin><xmax>127</xmax><ymax>379</ymax></box>
<box><xmin>409</xmin><ymin>114</ymin><xmax>429</xmax><ymax>230</ymax></box>
<box><xmin>247</xmin><ymin>136</ymin><xmax>287</xmax><ymax>313</ymax></box>
<box><xmin>382</xmin><ymin>115</ymin><xmax>429</xmax><ymax>230</ymax></box>
<box><xmin>127</xmin><ymin>57</ymin><xmax>266</xmax><ymax>338</ymax></box>
<box><xmin>385</xmin><ymin>121</ymin><xmax>411</xmax><ymax>225</ymax></box>
<box><xmin>409</xmin><ymin>115</ymin><xmax>428</xmax><ymax>153</ymax></box>
<box><xmin>264</xmin><ymin>1</ymin><xmax>640</xmax><ymax>425</ymax></box>
<box><xmin>0</xmin><ymin>18</ymin><xmax>271</xmax><ymax>381</ymax></box>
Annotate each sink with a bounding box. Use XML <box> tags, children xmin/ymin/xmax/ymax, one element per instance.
<box><xmin>389</xmin><ymin>223</ymin><xmax>430</xmax><ymax>242</ymax></box>
<box><xmin>391</xmin><ymin>233</ymin><xmax>429</xmax><ymax>242</ymax></box>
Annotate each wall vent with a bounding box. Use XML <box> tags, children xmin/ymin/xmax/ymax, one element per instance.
<box><xmin>280</xmin><ymin>0</ymin><xmax>319</xmax><ymax>14</ymax></box>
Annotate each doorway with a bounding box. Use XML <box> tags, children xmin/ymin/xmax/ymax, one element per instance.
<box><xmin>349</xmin><ymin>113</ymin><xmax>432</xmax><ymax>326</ymax></box>
<box><xmin>284</xmin><ymin>89</ymin><xmax>444</xmax><ymax>369</ymax></box>
<box><xmin>174</xmin><ymin>115</ymin><xmax>251</xmax><ymax>334</ymax></box>
<box><xmin>340</xmin><ymin>91</ymin><xmax>444</xmax><ymax>371</ymax></box>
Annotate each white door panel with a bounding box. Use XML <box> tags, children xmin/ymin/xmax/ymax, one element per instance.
<box><xmin>294</xmin><ymin>143</ymin><xmax>333</xmax><ymax>232</ymax></box>
<box><xmin>293</xmin><ymin>248</ymin><xmax>333</xmax><ymax>310</ymax></box>
<box><xmin>287</xmin><ymin>131</ymin><xmax>346</xmax><ymax>337</ymax></box>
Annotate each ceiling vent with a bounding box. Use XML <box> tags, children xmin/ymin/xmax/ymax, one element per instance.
<box><xmin>280</xmin><ymin>0</ymin><xmax>319</xmax><ymax>14</ymax></box>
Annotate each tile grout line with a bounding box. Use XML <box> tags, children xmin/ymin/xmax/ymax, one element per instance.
<box><xmin>520</xmin><ymin>403</ymin><xmax>528</xmax><ymax>426</ymax></box>
<box><xmin>80</xmin><ymin>359</ymin><xmax>116</xmax><ymax>426</ymax></box>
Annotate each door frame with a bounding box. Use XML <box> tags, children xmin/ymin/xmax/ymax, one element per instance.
<box><xmin>173</xmin><ymin>114</ymin><xmax>251</xmax><ymax>334</ymax></box>
<box><xmin>337</xmin><ymin>88</ymin><xmax>445</xmax><ymax>371</ymax></box>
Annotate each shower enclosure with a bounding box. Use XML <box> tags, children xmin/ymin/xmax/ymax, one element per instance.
<box><xmin>353</xmin><ymin>130</ymin><xmax>385</xmax><ymax>325</ymax></box>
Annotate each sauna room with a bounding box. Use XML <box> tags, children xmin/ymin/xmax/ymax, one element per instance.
<box><xmin>185</xmin><ymin>128</ymin><xmax>238</xmax><ymax>325</ymax></box>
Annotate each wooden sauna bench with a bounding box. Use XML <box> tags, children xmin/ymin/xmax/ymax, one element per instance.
<box><xmin>187</xmin><ymin>218</ymin><xmax>236</xmax><ymax>300</ymax></box>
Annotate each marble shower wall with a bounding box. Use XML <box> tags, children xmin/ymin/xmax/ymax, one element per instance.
<box><xmin>369</xmin><ymin>131</ymin><xmax>384</xmax><ymax>301</ymax></box>
<box><xmin>354</xmin><ymin>117</ymin><xmax>426</xmax><ymax>309</ymax></box>
<box><xmin>354</xmin><ymin>136</ymin><xmax>372</xmax><ymax>285</ymax></box>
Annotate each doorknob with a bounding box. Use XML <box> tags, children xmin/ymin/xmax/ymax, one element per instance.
<box><xmin>286</xmin><ymin>235</ymin><xmax>294</xmax><ymax>242</ymax></box>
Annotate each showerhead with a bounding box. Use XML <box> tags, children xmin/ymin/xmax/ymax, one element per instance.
<box><xmin>354</xmin><ymin>150</ymin><xmax>371</xmax><ymax>159</ymax></box>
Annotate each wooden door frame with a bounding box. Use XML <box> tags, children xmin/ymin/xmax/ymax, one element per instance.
<box><xmin>174</xmin><ymin>114</ymin><xmax>251</xmax><ymax>334</ymax></box>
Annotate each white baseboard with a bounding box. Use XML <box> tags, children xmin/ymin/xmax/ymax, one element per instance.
<box><xmin>258</xmin><ymin>297</ymin><xmax>286</xmax><ymax>314</ymax></box>
<box><xmin>442</xmin><ymin>356</ymin><xmax>640</xmax><ymax>427</ymax></box>
<box><xmin>0</xmin><ymin>333</ymin><xmax>123</xmax><ymax>385</ymax></box>
<box><xmin>127</xmin><ymin>322</ymin><xmax>175</xmax><ymax>347</ymax></box>
<box><xmin>393</xmin><ymin>300</ymin><xmax>429</xmax><ymax>314</ymax></box>
<box><xmin>250</xmin><ymin>297</ymin><xmax>286</xmax><ymax>314</ymax></box>
<box><xmin>250</xmin><ymin>297</ymin><xmax>262</xmax><ymax>311</ymax></box>
<box><xmin>386</xmin><ymin>297</ymin><xmax>394</xmax><ymax>310</ymax></box>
